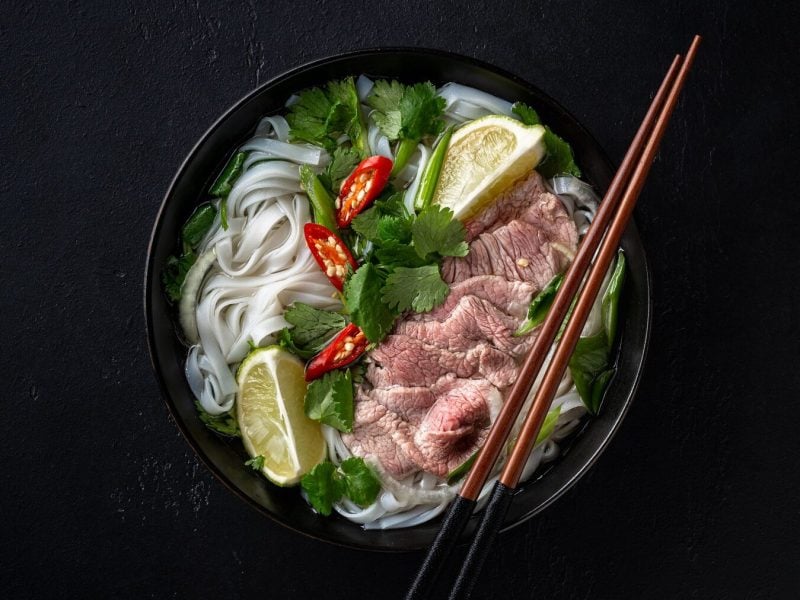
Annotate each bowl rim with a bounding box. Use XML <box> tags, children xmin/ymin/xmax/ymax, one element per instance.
<box><xmin>144</xmin><ymin>46</ymin><xmax>652</xmax><ymax>552</ymax></box>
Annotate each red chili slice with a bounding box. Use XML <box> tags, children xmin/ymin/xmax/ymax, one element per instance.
<box><xmin>335</xmin><ymin>155</ymin><xmax>393</xmax><ymax>227</ymax></box>
<box><xmin>304</xmin><ymin>223</ymin><xmax>357</xmax><ymax>291</ymax></box>
<box><xmin>305</xmin><ymin>323</ymin><xmax>368</xmax><ymax>381</ymax></box>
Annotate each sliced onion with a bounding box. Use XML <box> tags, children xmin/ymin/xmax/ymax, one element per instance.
<box><xmin>178</xmin><ymin>248</ymin><xmax>217</xmax><ymax>344</ymax></box>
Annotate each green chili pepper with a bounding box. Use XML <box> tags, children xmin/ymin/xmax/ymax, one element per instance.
<box><xmin>414</xmin><ymin>126</ymin><xmax>454</xmax><ymax>211</ymax></box>
<box><xmin>299</xmin><ymin>165</ymin><xmax>338</xmax><ymax>232</ymax></box>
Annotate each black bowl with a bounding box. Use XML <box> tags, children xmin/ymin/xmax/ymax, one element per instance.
<box><xmin>145</xmin><ymin>48</ymin><xmax>651</xmax><ymax>552</ymax></box>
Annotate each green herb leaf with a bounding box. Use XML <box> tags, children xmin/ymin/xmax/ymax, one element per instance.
<box><xmin>210</xmin><ymin>151</ymin><xmax>247</xmax><ymax>198</ymax></box>
<box><xmin>320</xmin><ymin>146</ymin><xmax>361</xmax><ymax>194</ymax></box>
<box><xmin>511</xmin><ymin>102</ymin><xmax>580</xmax><ymax>178</ymax></box>
<box><xmin>339</xmin><ymin>457</ymin><xmax>381</xmax><ymax>507</ymax></box>
<box><xmin>602</xmin><ymin>251</ymin><xmax>626</xmax><ymax>349</ymax></box>
<box><xmin>376</xmin><ymin>215</ymin><xmax>413</xmax><ymax>245</ymax></box>
<box><xmin>301</xmin><ymin>461</ymin><xmax>342</xmax><ymax>516</ymax></box>
<box><xmin>278</xmin><ymin>303</ymin><xmax>347</xmax><ymax>359</ymax></box>
<box><xmin>244</xmin><ymin>455</ymin><xmax>265</xmax><ymax>471</ymax></box>
<box><xmin>382</xmin><ymin>265</ymin><xmax>449</xmax><ymax>313</ymax></box>
<box><xmin>511</xmin><ymin>101</ymin><xmax>541</xmax><ymax>126</ymax></box>
<box><xmin>350</xmin><ymin>205</ymin><xmax>381</xmax><ymax>240</ymax></box>
<box><xmin>181</xmin><ymin>203</ymin><xmax>217</xmax><ymax>249</ymax></box>
<box><xmin>589</xmin><ymin>368</ymin><xmax>615</xmax><ymax>415</ymax></box>
<box><xmin>162</xmin><ymin>252</ymin><xmax>196</xmax><ymax>303</ymax></box>
<box><xmin>515</xmin><ymin>273</ymin><xmax>564</xmax><ymax>336</ymax></box>
<box><xmin>539</xmin><ymin>126</ymin><xmax>581</xmax><ymax>178</ymax></box>
<box><xmin>344</xmin><ymin>263</ymin><xmax>397</xmax><ymax>343</ymax></box>
<box><xmin>374</xmin><ymin>241</ymin><xmax>430</xmax><ymax>269</ymax></box>
<box><xmin>194</xmin><ymin>401</ymin><xmax>240</xmax><ymax>438</ymax></box>
<box><xmin>568</xmin><ymin>332</ymin><xmax>611</xmax><ymax>414</ymax></box>
<box><xmin>287</xmin><ymin>78</ymin><xmax>367</xmax><ymax>155</ymax></box>
<box><xmin>304</xmin><ymin>369</ymin><xmax>354</xmax><ymax>432</ymax></box>
<box><xmin>411</xmin><ymin>205</ymin><xmax>469</xmax><ymax>258</ymax></box>
<box><xmin>366</xmin><ymin>80</ymin><xmax>404</xmax><ymax>139</ymax></box>
<box><xmin>535</xmin><ymin>405</ymin><xmax>562</xmax><ymax>445</ymax></box>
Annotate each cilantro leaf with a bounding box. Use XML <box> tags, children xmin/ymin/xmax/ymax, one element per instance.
<box><xmin>411</xmin><ymin>205</ymin><xmax>469</xmax><ymax>258</ymax></box>
<box><xmin>244</xmin><ymin>455</ymin><xmax>265</xmax><ymax>471</ymax></box>
<box><xmin>162</xmin><ymin>252</ymin><xmax>196</xmax><ymax>303</ymax></box>
<box><xmin>300</xmin><ymin>457</ymin><xmax>380</xmax><ymax>515</ymax></box>
<box><xmin>194</xmin><ymin>401</ymin><xmax>240</xmax><ymax>438</ymax></box>
<box><xmin>398</xmin><ymin>82</ymin><xmax>447</xmax><ymax>141</ymax></box>
<box><xmin>511</xmin><ymin>101</ymin><xmax>541</xmax><ymax>126</ymax></box>
<box><xmin>287</xmin><ymin>77</ymin><xmax>367</xmax><ymax>155</ymax></box>
<box><xmin>366</xmin><ymin>80</ymin><xmax>404</xmax><ymax>139</ymax></box>
<box><xmin>511</xmin><ymin>102</ymin><xmax>581</xmax><ymax>178</ymax></box>
<box><xmin>304</xmin><ymin>369</ymin><xmax>354</xmax><ymax>432</ymax></box>
<box><xmin>319</xmin><ymin>146</ymin><xmax>361</xmax><ymax>194</ymax></box>
<box><xmin>281</xmin><ymin>303</ymin><xmax>346</xmax><ymax>357</ymax></box>
<box><xmin>376</xmin><ymin>215</ymin><xmax>413</xmax><ymax>245</ymax></box>
<box><xmin>301</xmin><ymin>461</ymin><xmax>342</xmax><ymax>516</ymax></box>
<box><xmin>350</xmin><ymin>205</ymin><xmax>381</xmax><ymax>240</ymax></box>
<box><xmin>382</xmin><ymin>265</ymin><xmax>449</xmax><ymax>313</ymax></box>
<box><xmin>344</xmin><ymin>263</ymin><xmax>397</xmax><ymax>342</ymax></box>
<box><xmin>539</xmin><ymin>126</ymin><xmax>582</xmax><ymax>178</ymax></box>
<box><xmin>374</xmin><ymin>241</ymin><xmax>430</xmax><ymax>269</ymax></box>
<box><xmin>339</xmin><ymin>457</ymin><xmax>381</xmax><ymax>507</ymax></box>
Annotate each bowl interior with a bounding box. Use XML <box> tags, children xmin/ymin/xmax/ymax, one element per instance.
<box><xmin>145</xmin><ymin>48</ymin><xmax>651</xmax><ymax>552</ymax></box>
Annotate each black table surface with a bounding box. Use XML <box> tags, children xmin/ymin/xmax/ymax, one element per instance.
<box><xmin>2</xmin><ymin>1</ymin><xmax>798</xmax><ymax>598</ymax></box>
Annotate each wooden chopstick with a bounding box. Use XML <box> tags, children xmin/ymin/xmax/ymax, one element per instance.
<box><xmin>446</xmin><ymin>35</ymin><xmax>702</xmax><ymax>600</ymax></box>
<box><xmin>404</xmin><ymin>35</ymin><xmax>700</xmax><ymax>600</ymax></box>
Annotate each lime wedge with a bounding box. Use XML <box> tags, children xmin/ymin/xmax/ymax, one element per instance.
<box><xmin>236</xmin><ymin>346</ymin><xmax>326</xmax><ymax>486</ymax></box>
<box><xmin>432</xmin><ymin>115</ymin><xmax>546</xmax><ymax>221</ymax></box>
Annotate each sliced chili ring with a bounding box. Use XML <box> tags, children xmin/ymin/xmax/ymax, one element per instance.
<box><xmin>304</xmin><ymin>223</ymin><xmax>357</xmax><ymax>291</ymax></box>
<box><xmin>335</xmin><ymin>155</ymin><xmax>393</xmax><ymax>228</ymax></box>
<box><xmin>305</xmin><ymin>323</ymin><xmax>368</xmax><ymax>381</ymax></box>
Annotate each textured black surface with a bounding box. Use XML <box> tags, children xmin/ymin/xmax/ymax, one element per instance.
<box><xmin>2</xmin><ymin>1</ymin><xmax>798</xmax><ymax>598</ymax></box>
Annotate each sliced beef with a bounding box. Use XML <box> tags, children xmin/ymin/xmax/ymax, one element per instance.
<box><xmin>344</xmin><ymin>170</ymin><xmax>579</xmax><ymax>481</ymax></box>
<box><xmin>405</xmin><ymin>275</ymin><xmax>535</xmax><ymax>323</ymax></box>
<box><xmin>368</xmin><ymin>336</ymin><xmax>518</xmax><ymax>389</ymax></box>
<box><xmin>465</xmin><ymin>171</ymin><xmax>577</xmax><ymax>247</ymax></box>
<box><xmin>395</xmin><ymin>295</ymin><xmax>534</xmax><ymax>357</ymax></box>
<box><xmin>442</xmin><ymin>219</ymin><xmax>573</xmax><ymax>288</ymax></box>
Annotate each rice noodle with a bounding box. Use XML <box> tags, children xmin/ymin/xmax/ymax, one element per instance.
<box><xmin>184</xmin><ymin>79</ymin><xmax>612</xmax><ymax>528</ymax></box>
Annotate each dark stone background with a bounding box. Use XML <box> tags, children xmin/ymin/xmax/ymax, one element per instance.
<box><xmin>2</xmin><ymin>0</ymin><xmax>798</xmax><ymax>598</ymax></box>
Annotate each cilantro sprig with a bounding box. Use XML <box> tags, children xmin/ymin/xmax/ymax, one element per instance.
<box><xmin>344</xmin><ymin>196</ymin><xmax>469</xmax><ymax>343</ymax></box>
<box><xmin>367</xmin><ymin>80</ymin><xmax>446</xmax><ymax>175</ymax></box>
<box><xmin>287</xmin><ymin>77</ymin><xmax>369</xmax><ymax>156</ymax></box>
<box><xmin>301</xmin><ymin>458</ymin><xmax>381</xmax><ymax>516</ymax></box>
<box><xmin>276</xmin><ymin>303</ymin><xmax>347</xmax><ymax>359</ymax></box>
<box><xmin>511</xmin><ymin>101</ymin><xmax>581</xmax><ymax>178</ymax></box>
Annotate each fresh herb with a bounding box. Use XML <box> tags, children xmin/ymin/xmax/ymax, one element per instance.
<box><xmin>602</xmin><ymin>251</ymin><xmax>626</xmax><ymax>349</ymax></box>
<box><xmin>194</xmin><ymin>401</ymin><xmax>241</xmax><ymax>438</ymax></box>
<box><xmin>411</xmin><ymin>205</ymin><xmax>469</xmax><ymax>259</ymax></box>
<box><xmin>382</xmin><ymin>265</ymin><xmax>449</xmax><ymax>313</ymax></box>
<box><xmin>162</xmin><ymin>202</ymin><xmax>219</xmax><ymax>303</ymax></box>
<box><xmin>301</xmin><ymin>457</ymin><xmax>381</xmax><ymax>516</ymax></box>
<box><xmin>277</xmin><ymin>303</ymin><xmax>347</xmax><ymax>359</ymax></box>
<box><xmin>286</xmin><ymin>77</ymin><xmax>369</xmax><ymax>155</ymax></box>
<box><xmin>301</xmin><ymin>461</ymin><xmax>340</xmax><ymax>516</ymax></box>
<box><xmin>319</xmin><ymin>146</ymin><xmax>361</xmax><ymax>195</ymax></box>
<box><xmin>414</xmin><ymin>126</ymin><xmax>454</xmax><ymax>211</ymax></box>
<box><xmin>162</xmin><ymin>252</ymin><xmax>196</xmax><ymax>303</ymax></box>
<box><xmin>304</xmin><ymin>369</ymin><xmax>354</xmax><ymax>432</ymax></box>
<box><xmin>511</xmin><ymin>102</ymin><xmax>581</xmax><ymax>178</ymax></box>
<box><xmin>345</xmin><ymin>204</ymin><xmax>468</xmax><ymax>342</ymax></box>
<box><xmin>535</xmin><ymin>405</ymin><xmax>562</xmax><ymax>445</ymax></box>
<box><xmin>367</xmin><ymin>80</ymin><xmax>446</xmax><ymax>175</ymax></box>
<box><xmin>567</xmin><ymin>251</ymin><xmax>626</xmax><ymax>413</ymax></box>
<box><xmin>339</xmin><ymin>457</ymin><xmax>382</xmax><ymax>506</ymax></box>
<box><xmin>515</xmin><ymin>273</ymin><xmax>564</xmax><ymax>336</ymax></box>
<box><xmin>343</xmin><ymin>263</ymin><xmax>396</xmax><ymax>343</ymax></box>
<box><xmin>181</xmin><ymin>203</ymin><xmax>217</xmax><ymax>250</ymax></box>
<box><xmin>209</xmin><ymin>151</ymin><xmax>247</xmax><ymax>198</ymax></box>
<box><xmin>245</xmin><ymin>455</ymin><xmax>265</xmax><ymax>471</ymax></box>
<box><xmin>299</xmin><ymin>165</ymin><xmax>338</xmax><ymax>232</ymax></box>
